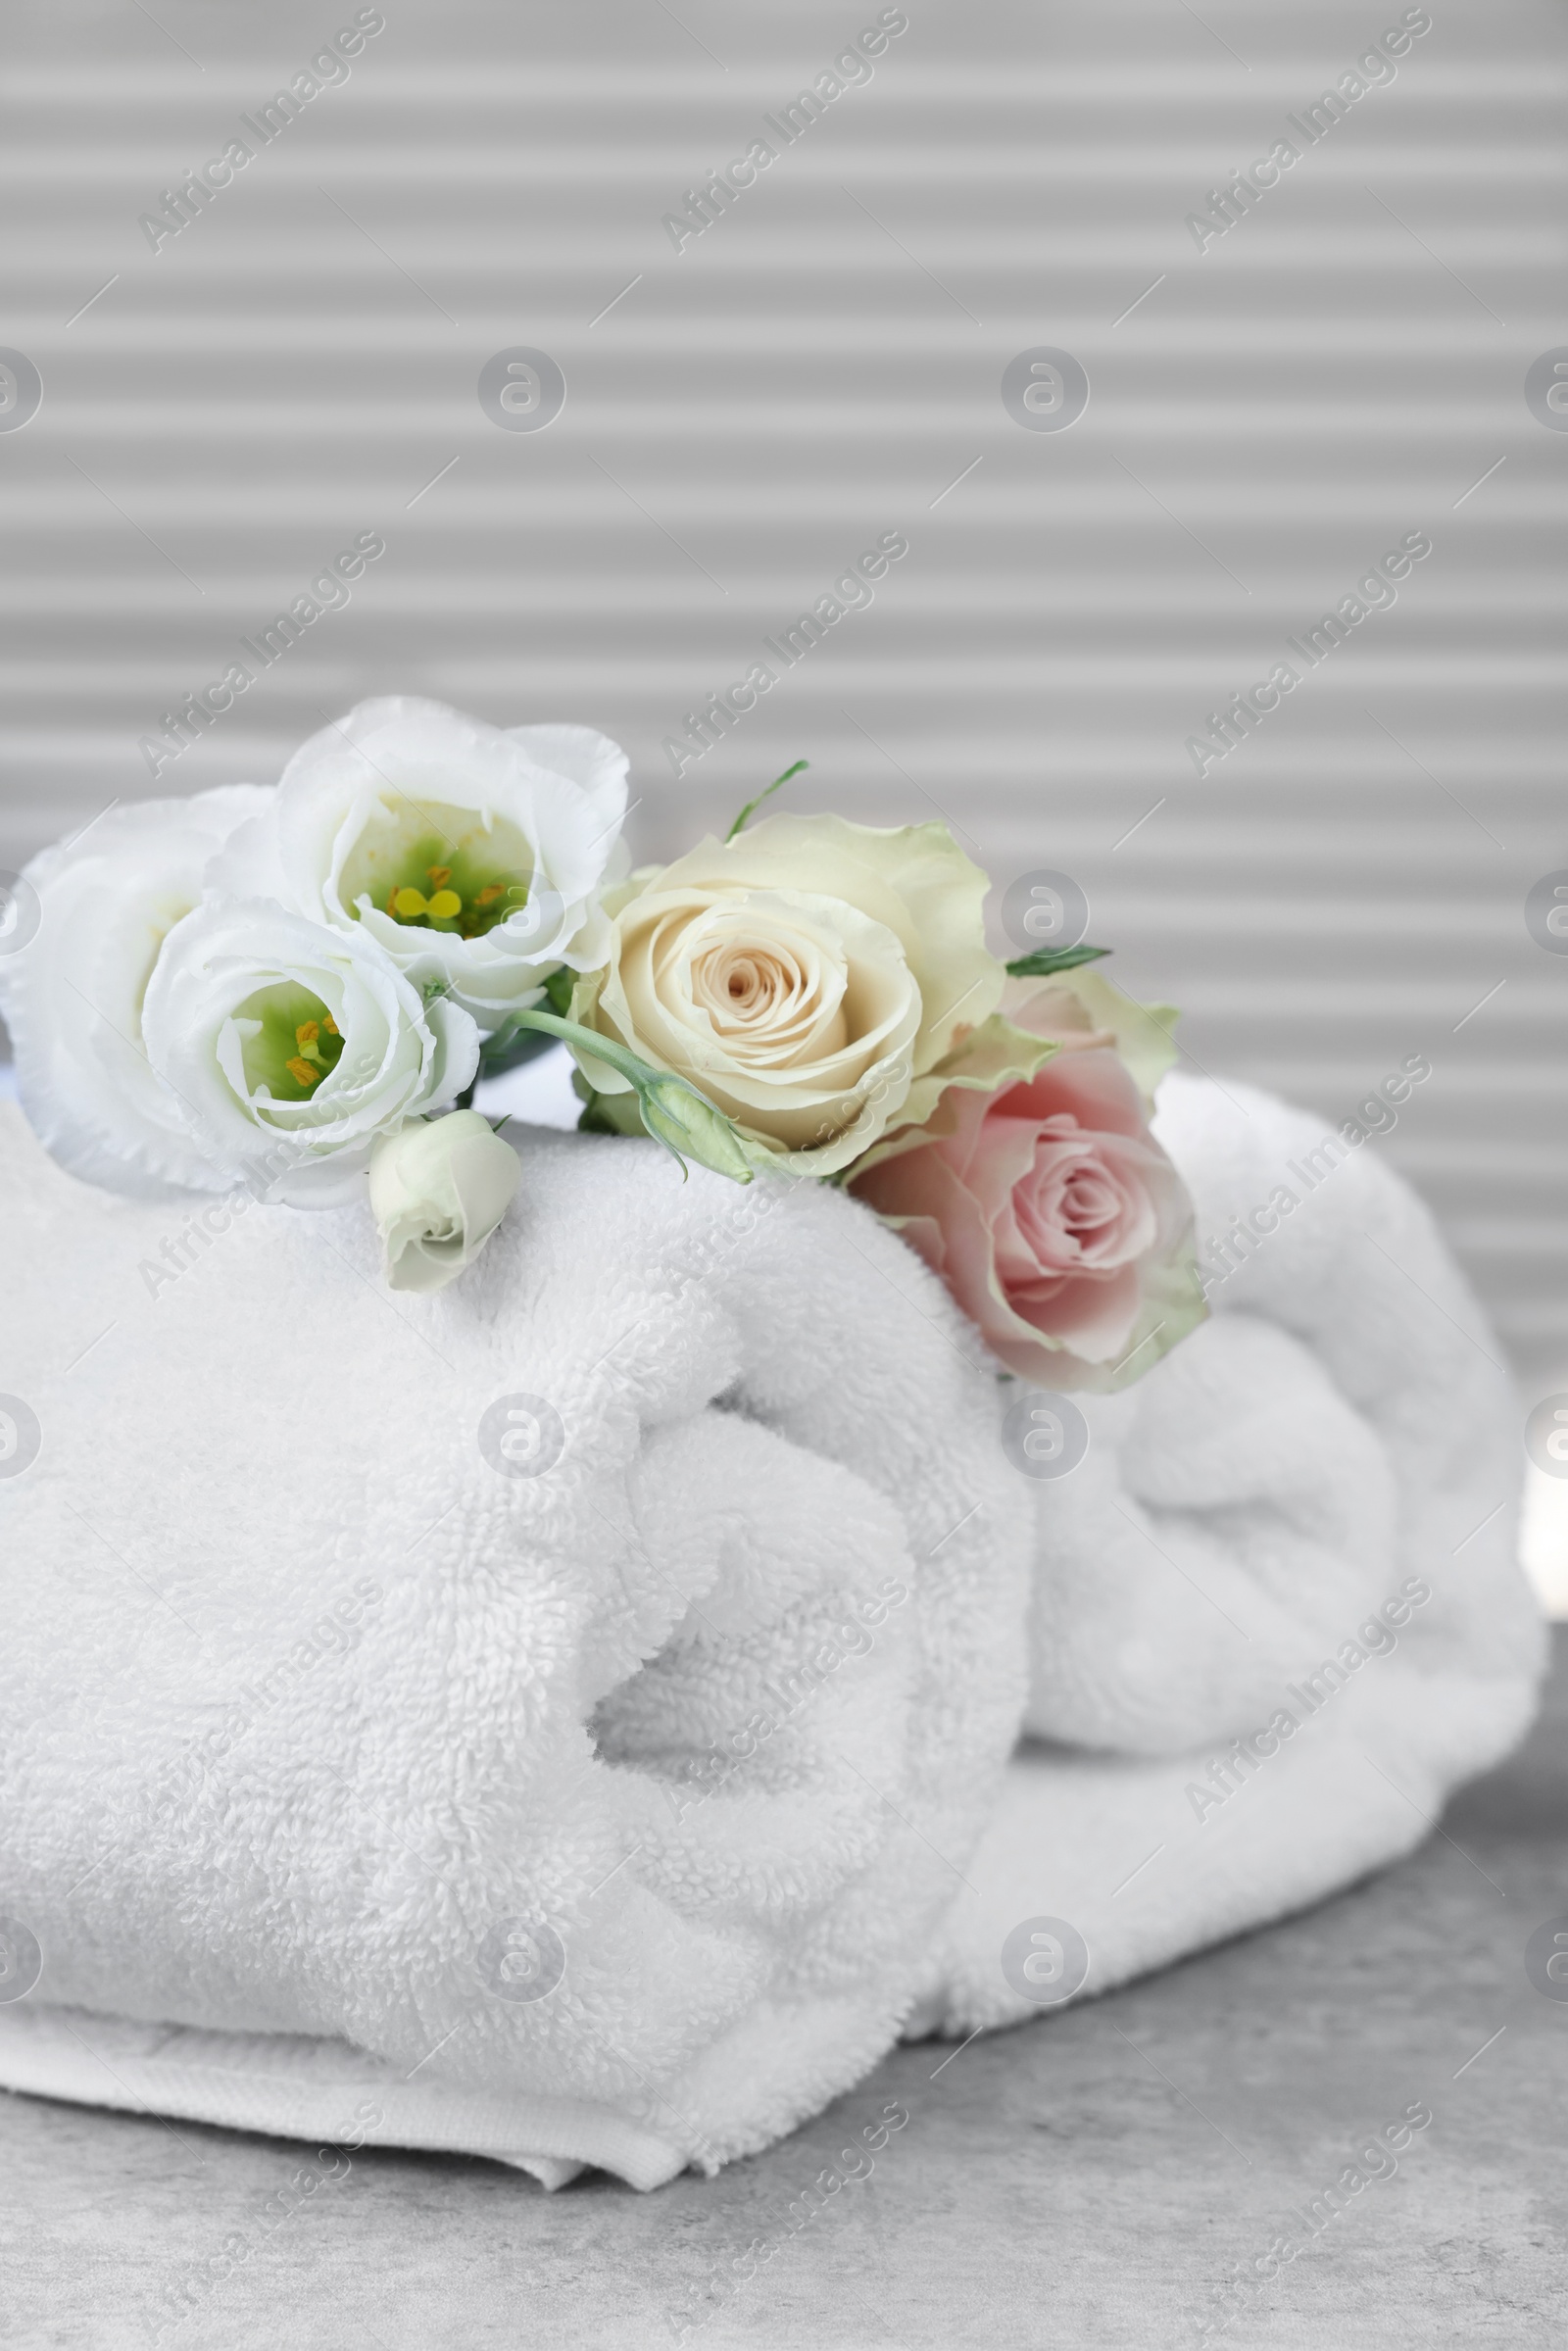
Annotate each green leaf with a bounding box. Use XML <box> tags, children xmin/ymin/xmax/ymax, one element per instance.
<box><xmin>724</xmin><ymin>759</ymin><xmax>808</xmax><ymax>844</ymax></box>
<box><xmin>1004</xmin><ymin>944</ymin><xmax>1111</xmax><ymax>978</ymax></box>
<box><xmin>511</xmin><ymin>1008</ymin><xmax>753</xmax><ymax>1185</ymax></box>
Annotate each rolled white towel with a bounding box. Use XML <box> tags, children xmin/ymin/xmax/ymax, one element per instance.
<box><xmin>919</xmin><ymin>1072</ymin><xmax>1545</xmax><ymax>2031</ymax></box>
<box><xmin>0</xmin><ymin>1104</ymin><xmax>1031</xmax><ymax>2183</ymax></box>
<box><xmin>0</xmin><ymin>1072</ymin><xmax>1542</xmax><ymax>2178</ymax></box>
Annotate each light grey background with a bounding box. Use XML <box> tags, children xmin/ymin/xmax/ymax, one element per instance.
<box><xmin>2</xmin><ymin>17</ymin><xmax>1566</xmax><ymax>2338</ymax></box>
<box><xmin>3</xmin><ymin>0</ymin><xmax>1565</xmax><ymax>1389</ymax></box>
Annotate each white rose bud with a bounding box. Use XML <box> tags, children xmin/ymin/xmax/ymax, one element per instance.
<box><xmin>368</xmin><ymin>1109</ymin><xmax>521</xmax><ymax>1293</ymax></box>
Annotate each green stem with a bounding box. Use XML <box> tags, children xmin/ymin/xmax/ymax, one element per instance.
<box><xmin>724</xmin><ymin>759</ymin><xmax>808</xmax><ymax>843</ymax></box>
<box><xmin>510</xmin><ymin>1009</ymin><xmax>753</xmax><ymax>1184</ymax></box>
<box><xmin>511</xmin><ymin>1007</ymin><xmax>673</xmax><ymax>1095</ymax></box>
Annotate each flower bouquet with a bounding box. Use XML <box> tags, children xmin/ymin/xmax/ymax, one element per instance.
<box><xmin>0</xmin><ymin>695</ymin><xmax>1204</xmax><ymax>1393</ymax></box>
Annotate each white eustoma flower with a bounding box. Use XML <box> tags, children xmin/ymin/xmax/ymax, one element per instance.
<box><xmin>211</xmin><ymin>698</ymin><xmax>629</xmax><ymax>1032</ymax></box>
<box><xmin>0</xmin><ymin>786</ymin><xmax>271</xmax><ymax>1198</ymax></box>
<box><xmin>368</xmin><ymin>1108</ymin><xmax>521</xmax><ymax>1292</ymax></box>
<box><xmin>141</xmin><ymin>900</ymin><xmax>479</xmax><ymax>1206</ymax></box>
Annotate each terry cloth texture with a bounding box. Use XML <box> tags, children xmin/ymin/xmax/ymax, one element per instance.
<box><xmin>916</xmin><ymin>1072</ymin><xmax>1545</xmax><ymax>2033</ymax></box>
<box><xmin>0</xmin><ymin>1103</ymin><xmax>1031</xmax><ymax>2186</ymax></box>
<box><xmin>0</xmin><ymin>1078</ymin><xmax>1544</xmax><ymax>2180</ymax></box>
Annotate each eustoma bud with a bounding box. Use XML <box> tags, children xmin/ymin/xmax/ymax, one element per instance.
<box><xmin>368</xmin><ymin>1108</ymin><xmax>521</xmax><ymax>1292</ymax></box>
<box><xmin>638</xmin><ymin>1073</ymin><xmax>757</xmax><ymax>1185</ymax></box>
<box><xmin>510</xmin><ymin>1007</ymin><xmax>754</xmax><ymax>1186</ymax></box>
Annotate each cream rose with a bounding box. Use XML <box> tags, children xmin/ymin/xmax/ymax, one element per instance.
<box><xmin>568</xmin><ymin>814</ymin><xmax>1004</xmax><ymax>1174</ymax></box>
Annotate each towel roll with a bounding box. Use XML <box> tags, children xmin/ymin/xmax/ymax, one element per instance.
<box><xmin>0</xmin><ymin>1074</ymin><xmax>1543</xmax><ymax>2181</ymax></box>
<box><xmin>0</xmin><ymin>1105</ymin><xmax>1032</xmax><ymax>2183</ymax></box>
<box><xmin>918</xmin><ymin>1072</ymin><xmax>1545</xmax><ymax>2032</ymax></box>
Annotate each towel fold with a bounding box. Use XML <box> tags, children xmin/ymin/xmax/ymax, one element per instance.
<box><xmin>0</xmin><ymin>1102</ymin><xmax>1031</xmax><ymax>2183</ymax></box>
<box><xmin>918</xmin><ymin>1071</ymin><xmax>1545</xmax><ymax>2031</ymax></box>
<box><xmin>0</xmin><ymin>1074</ymin><xmax>1544</xmax><ymax>2183</ymax></box>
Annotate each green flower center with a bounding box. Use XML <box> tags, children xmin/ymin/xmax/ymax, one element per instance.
<box><xmin>233</xmin><ymin>984</ymin><xmax>346</xmax><ymax>1103</ymax></box>
<box><xmin>340</xmin><ymin>807</ymin><xmax>534</xmax><ymax>943</ymax></box>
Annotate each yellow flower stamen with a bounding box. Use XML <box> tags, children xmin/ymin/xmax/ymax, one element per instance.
<box><xmin>475</xmin><ymin>883</ymin><xmax>506</xmax><ymax>907</ymax></box>
<box><xmin>286</xmin><ymin>1055</ymin><xmax>320</xmax><ymax>1090</ymax></box>
<box><xmin>426</xmin><ymin>865</ymin><xmax>452</xmax><ymax>890</ymax></box>
<box><xmin>322</xmin><ymin>1013</ymin><xmax>340</xmax><ymax>1036</ymax></box>
<box><xmin>296</xmin><ymin>1021</ymin><xmax>319</xmax><ymax>1049</ymax></box>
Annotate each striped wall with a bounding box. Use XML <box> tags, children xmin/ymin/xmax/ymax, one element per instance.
<box><xmin>2</xmin><ymin>0</ymin><xmax>1565</xmax><ymax>1389</ymax></box>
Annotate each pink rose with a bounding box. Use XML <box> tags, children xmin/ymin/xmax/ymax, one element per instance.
<box><xmin>847</xmin><ymin>980</ymin><xmax>1202</xmax><ymax>1391</ymax></box>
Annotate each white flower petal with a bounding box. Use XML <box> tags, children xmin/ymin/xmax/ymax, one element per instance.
<box><xmin>368</xmin><ymin>1108</ymin><xmax>521</xmax><ymax>1292</ymax></box>
<box><xmin>141</xmin><ymin>899</ymin><xmax>479</xmax><ymax>1206</ymax></box>
<box><xmin>503</xmin><ymin>722</ymin><xmax>629</xmax><ymax>841</ymax></box>
<box><xmin>218</xmin><ymin>698</ymin><xmax>629</xmax><ymax>1031</ymax></box>
<box><xmin>0</xmin><ymin>785</ymin><xmax>272</xmax><ymax>1198</ymax></box>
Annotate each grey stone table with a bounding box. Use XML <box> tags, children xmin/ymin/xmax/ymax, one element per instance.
<box><xmin>3</xmin><ymin>1637</ymin><xmax>1564</xmax><ymax>2351</ymax></box>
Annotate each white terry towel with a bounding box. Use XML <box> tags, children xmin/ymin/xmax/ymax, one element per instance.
<box><xmin>0</xmin><ymin>1075</ymin><xmax>1544</xmax><ymax>2180</ymax></box>
<box><xmin>0</xmin><ymin>1103</ymin><xmax>1032</xmax><ymax>2187</ymax></box>
<box><xmin>919</xmin><ymin>1071</ymin><xmax>1546</xmax><ymax>2032</ymax></box>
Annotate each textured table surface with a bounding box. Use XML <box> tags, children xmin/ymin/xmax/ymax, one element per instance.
<box><xmin>2</xmin><ymin>1634</ymin><xmax>1564</xmax><ymax>2351</ymax></box>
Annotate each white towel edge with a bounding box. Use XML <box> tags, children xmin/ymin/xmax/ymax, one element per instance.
<box><xmin>0</xmin><ymin>2004</ymin><xmax>686</xmax><ymax>2191</ymax></box>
